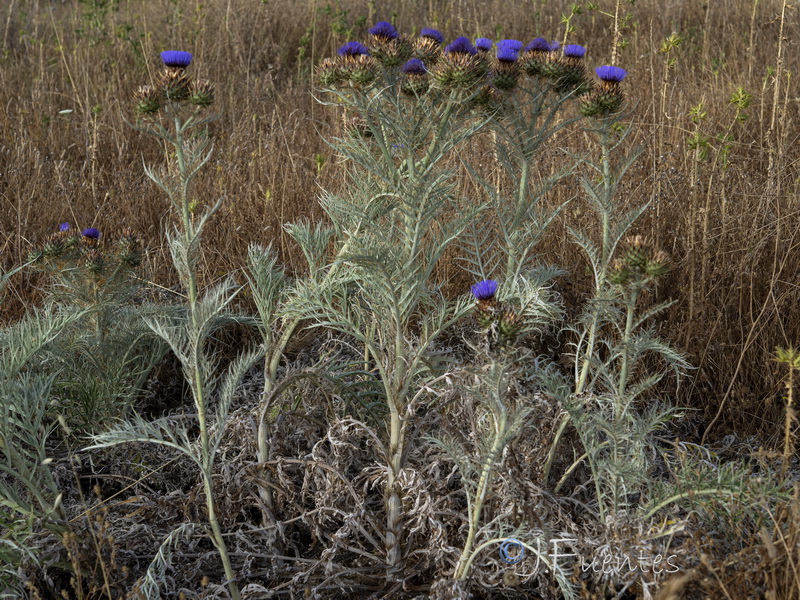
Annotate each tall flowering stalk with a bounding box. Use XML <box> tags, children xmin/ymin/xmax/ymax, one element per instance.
<box><xmin>86</xmin><ymin>51</ymin><xmax>256</xmax><ymax>600</ymax></box>
<box><xmin>543</xmin><ymin>66</ymin><xmax>636</xmax><ymax>483</ymax></box>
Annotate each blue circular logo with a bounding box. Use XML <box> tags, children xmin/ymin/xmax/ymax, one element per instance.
<box><xmin>499</xmin><ymin>538</ymin><xmax>525</xmax><ymax>564</ymax></box>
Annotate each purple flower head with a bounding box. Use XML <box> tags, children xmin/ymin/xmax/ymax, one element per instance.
<box><xmin>402</xmin><ymin>58</ymin><xmax>427</xmax><ymax>75</ymax></box>
<box><xmin>421</xmin><ymin>28</ymin><xmax>444</xmax><ymax>44</ymax></box>
<box><xmin>549</xmin><ymin>40</ymin><xmax>560</xmax><ymax>51</ymax></box>
<box><xmin>497</xmin><ymin>39</ymin><xmax>524</xmax><ymax>52</ymax></box>
<box><xmin>475</xmin><ymin>37</ymin><xmax>493</xmax><ymax>52</ymax></box>
<box><xmin>595</xmin><ymin>65</ymin><xmax>628</xmax><ymax>83</ymax></box>
<box><xmin>160</xmin><ymin>50</ymin><xmax>192</xmax><ymax>69</ymax></box>
<box><xmin>338</xmin><ymin>41</ymin><xmax>370</xmax><ymax>57</ymax></box>
<box><xmin>369</xmin><ymin>21</ymin><xmax>398</xmax><ymax>39</ymax></box>
<box><xmin>524</xmin><ymin>37</ymin><xmax>550</xmax><ymax>52</ymax></box>
<box><xmin>496</xmin><ymin>46</ymin><xmax>519</xmax><ymax>63</ymax></box>
<box><xmin>445</xmin><ymin>36</ymin><xmax>477</xmax><ymax>55</ymax></box>
<box><xmin>471</xmin><ymin>279</ymin><xmax>498</xmax><ymax>301</ymax></box>
<box><xmin>59</xmin><ymin>222</ymin><xmax>70</xmax><ymax>232</ymax></box>
<box><xmin>563</xmin><ymin>44</ymin><xmax>586</xmax><ymax>58</ymax></box>
<box><xmin>82</xmin><ymin>227</ymin><xmax>101</xmax><ymax>240</ymax></box>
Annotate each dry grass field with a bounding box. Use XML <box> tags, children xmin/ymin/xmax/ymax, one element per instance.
<box><xmin>2</xmin><ymin>1</ymin><xmax>800</xmax><ymax>598</ymax></box>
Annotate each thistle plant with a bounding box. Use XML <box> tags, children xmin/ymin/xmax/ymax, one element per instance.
<box><xmin>308</xmin><ymin>27</ymin><xmax>511</xmax><ymax>579</ymax></box>
<box><xmin>446</xmin><ymin>280</ymin><xmax>569</xmax><ymax>591</ymax></box>
<box><xmin>566</xmin><ymin>236</ymin><xmax>687</xmax><ymax>519</ymax></box>
<box><xmin>543</xmin><ymin>72</ymin><xmax>640</xmax><ymax>483</ymax></box>
<box><xmin>85</xmin><ymin>50</ymin><xmax>257</xmax><ymax>600</ymax></box>
<box><xmin>538</xmin><ymin>85</ymin><xmax>690</xmax><ymax>521</ymax></box>
<box><xmin>27</xmin><ymin>224</ymin><xmax>142</xmax><ymax>335</ymax></box>
<box><xmin>27</xmin><ymin>223</ymin><xmax>166</xmax><ymax>431</ymax></box>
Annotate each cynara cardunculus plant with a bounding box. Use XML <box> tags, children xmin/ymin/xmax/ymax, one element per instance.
<box><xmin>310</xmin><ymin>20</ymin><xmax>630</xmax><ymax>590</ymax></box>
<box><xmin>529</xmin><ymin>64</ymin><xmax>691</xmax><ymax>530</ymax></box>
<box><xmin>85</xmin><ymin>50</ymin><xmax>259</xmax><ymax>600</ymax></box>
<box><xmin>28</xmin><ymin>223</ymin><xmax>143</xmax><ymax>326</ymax></box>
<box><xmin>30</xmin><ymin>223</ymin><xmax>167</xmax><ymax>434</ymax></box>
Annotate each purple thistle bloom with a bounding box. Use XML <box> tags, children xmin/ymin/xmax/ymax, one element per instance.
<box><xmin>595</xmin><ymin>65</ymin><xmax>628</xmax><ymax>82</ymax></box>
<box><xmin>160</xmin><ymin>50</ymin><xmax>192</xmax><ymax>69</ymax></box>
<box><xmin>338</xmin><ymin>41</ymin><xmax>370</xmax><ymax>57</ymax></box>
<box><xmin>59</xmin><ymin>222</ymin><xmax>70</xmax><ymax>232</ymax></box>
<box><xmin>445</xmin><ymin>36</ymin><xmax>477</xmax><ymax>55</ymax></box>
<box><xmin>496</xmin><ymin>46</ymin><xmax>519</xmax><ymax>63</ymax></box>
<box><xmin>421</xmin><ymin>28</ymin><xmax>444</xmax><ymax>44</ymax></box>
<box><xmin>471</xmin><ymin>279</ymin><xmax>498</xmax><ymax>300</ymax></box>
<box><xmin>402</xmin><ymin>58</ymin><xmax>427</xmax><ymax>74</ymax></box>
<box><xmin>563</xmin><ymin>44</ymin><xmax>585</xmax><ymax>58</ymax></box>
<box><xmin>524</xmin><ymin>37</ymin><xmax>551</xmax><ymax>52</ymax></box>
<box><xmin>369</xmin><ymin>21</ymin><xmax>398</xmax><ymax>39</ymax></box>
<box><xmin>549</xmin><ymin>40</ymin><xmax>560</xmax><ymax>51</ymax></box>
<box><xmin>497</xmin><ymin>39</ymin><xmax>523</xmax><ymax>52</ymax></box>
<box><xmin>475</xmin><ymin>37</ymin><xmax>493</xmax><ymax>51</ymax></box>
<box><xmin>82</xmin><ymin>227</ymin><xmax>101</xmax><ymax>240</ymax></box>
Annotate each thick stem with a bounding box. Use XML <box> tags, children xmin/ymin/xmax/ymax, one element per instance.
<box><xmin>506</xmin><ymin>159</ymin><xmax>531</xmax><ymax>280</ymax></box>
<box><xmin>385</xmin><ymin>392</ymin><xmax>405</xmax><ymax>579</ymax></box>
<box><xmin>204</xmin><ymin>476</ymin><xmax>242</xmax><ymax>600</ymax></box>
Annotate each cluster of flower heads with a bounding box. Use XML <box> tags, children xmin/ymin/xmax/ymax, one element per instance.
<box><xmin>317</xmin><ymin>22</ymin><xmax>629</xmax><ymax>117</ymax></box>
<box><xmin>29</xmin><ymin>222</ymin><xmax>143</xmax><ymax>277</ymax></box>
<box><xmin>135</xmin><ymin>50</ymin><xmax>215</xmax><ymax>116</ymax></box>
<box><xmin>470</xmin><ymin>279</ymin><xmax>521</xmax><ymax>343</ymax></box>
<box><xmin>608</xmin><ymin>235</ymin><xmax>669</xmax><ymax>286</ymax></box>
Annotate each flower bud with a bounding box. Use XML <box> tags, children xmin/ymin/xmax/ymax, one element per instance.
<box><xmin>189</xmin><ymin>79</ymin><xmax>215</xmax><ymax>107</ymax></box>
<box><xmin>316</xmin><ymin>57</ymin><xmax>346</xmax><ymax>87</ymax></box>
<box><xmin>134</xmin><ymin>85</ymin><xmax>161</xmax><ymax>116</ymax></box>
<box><xmin>400</xmin><ymin>58</ymin><xmax>430</xmax><ymax>96</ymax></box>
<box><xmin>83</xmin><ymin>249</ymin><xmax>106</xmax><ymax>275</ymax></box>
